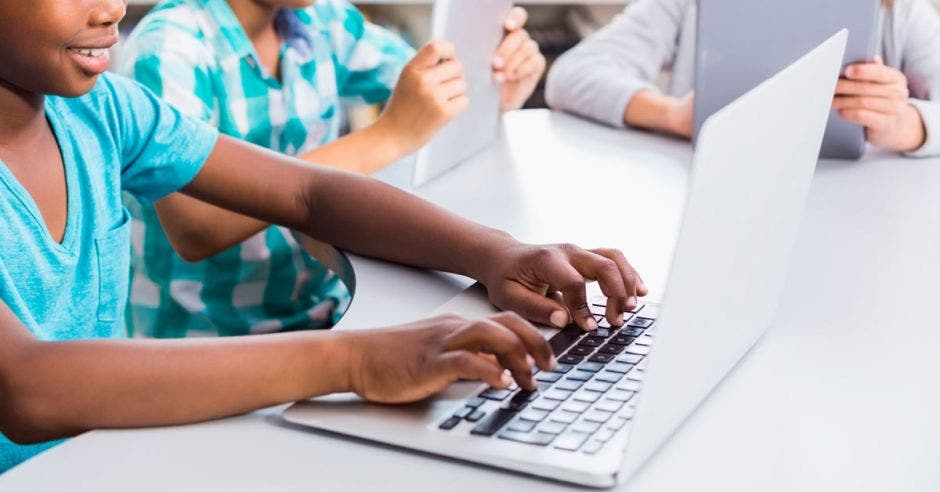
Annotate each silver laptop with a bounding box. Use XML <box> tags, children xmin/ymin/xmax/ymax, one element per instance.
<box><xmin>693</xmin><ymin>0</ymin><xmax>880</xmax><ymax>159</ymax></box>
<box><xmin>283</xmin><ymin>31</ymin><xmax>847</xmax><ymax>488</ymax></box>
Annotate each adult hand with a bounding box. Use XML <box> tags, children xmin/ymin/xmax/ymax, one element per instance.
<box><xmin>493</xmin><ymin>7</ymin><xmax>546</xmax><ymax>111</ymax></box>
<box><xmin>344</xmin><ymin>313</ymin><xmax>556</xmax><ymax>403</ymax></box>
<box><xmin>833</xmin><ymin>57</ymin><xmax>926</xmax><ymax>153</ymax></box>
<box><xmin>476</xmin><ymin>241</ymin><xmax>648</xmax><ymax>332</ymax></box>
<box><xmin>376</xmin><ymin>41</ymin><xmax>469</xmax><ymax>156</ymax></box>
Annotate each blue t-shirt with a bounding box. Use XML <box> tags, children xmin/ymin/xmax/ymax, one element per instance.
<box><xmin>0</xmin><ymin>73</ymin><xmax>219</xmax><ymax>472</ymax></box>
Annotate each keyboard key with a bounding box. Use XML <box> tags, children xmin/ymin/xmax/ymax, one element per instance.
<box><xmin>466</xmin><ymin>397</ymin><xmax>486</xmax><ymax>409</ymax></box>
<box><xmin>606</xmin><ymin>362</ymin><xmax>633</xmax><ymax>374</ymax></box>
<box><xmin>466</xmin><ymin>410</ymin><xmax>486</xmax><ymax>422</ymax></box>
<box><xmin>556</xmin><ymin>379</ymin><xmax>584</xmax><ymax>391</ymax></box>
<box><xmin>625</xmin><ymin>342</ymin><xmax>649</xmax><ymax>355</ymax></box>
<box><xmin>592</xmin><ymin>328</ymin><xmax>611</xmax><ymax>339</ymax></box>
<box><xmin>584</xmin><ymin>410</ymin><xmax>613</xmax><ymax>424</ymax></box>
<box><xmin>518</xmin><ymin>408</ymin><xmax>550</xmax><ymax>422</ymax></box>
<box><xmin>584</xmin><ymin>381</ymin><xmax>613</xmax><ymax>393</ymax></box>
<box><xmin>608</xmin><ymin>417</ymin><xmax>629</xmax><ymax>431</ymax></box>
<box><xmin>628</xmin><ymin>317</ymin><xmax>655</xmax><ymax>328</ymax></box>
<box><xmin>607</xmin><ymin>389</ymin><xmax>635</xmax><ymax>402</ymax></box>
<box><xmin>499</xmin><ymin>430</ymin><xmax>556</xmax><ymax>446</ymax></box>
<box><xmin>501</xmin><ymin>391</ymin><xmax>532</xmax><ymax>411</ymax></box>
<box><xmin>551</xmin><ymin>410</ymin><xmax>580</xmax><ymax>424</ymax></box>
<box><xmin>559</xmin><ymin>353</ymin><xmax>584</xmax><ymax>365</ymax></box>
<box><xmin>532</xmin><ymin>398</ymin><xmax>561</xmax><ymax>412</ymax></box>
<box><xmin>619</xmin><ymin>407</ymin><xmax>636</xmax><ymax>420</ymax></box>
<box><xmin>548</xmin><ymin>329</ymin><xmax>584</xmax><ymax>356</ymax></box>
<box><xmin>618</xmin><ymin>380</ymin><xmax>642</xmax><ymax>392</ymax></box>
<box><xmin>588</xmin><ymin>353</ymin><xmax>615</xmax><ymax>364</ymax></box>
<box><xmin>569</xmin><ymin>345</ymin><xmax>594</xmax><ymax>357</ymax></box>
<box><xmin>627</xmin><ymin>369</ymin><xmax>645</xmax><ymax>381</ymax></box>
<box><xmin>561</xmin><ymin>400</ymin><xmax>590</xmax><ymax>413</ymax></box>
<box><xmin>583</xmin><ymin>440</ymin><xmax>605</xmax><ymax>454</ymax></box>
<box><xmin>551</xmin><ymin>363</ymin><xmax>574</xmax><ymax>374</ymax></box>
<box><xmin>599</xmin><ymin>344</ymin><xmax>625</xmax><ymax>355</ymax></box>
<box><xmin>635</xmin><ymin>336</ymin><xmax>654</xmax><ymax>347</ymax></box>
<box><xmin>595</xmin><ymin>428</ymin><xmax>616</xmax><ymax>443</ymax></box>
<box><xmin>623</xmin><ymin>327</ymin><xmax>645</xmax><ymax>338</ymax></box>
<box><xmin>578</xmin><ymin>337</ymin><xmax>603</xmax><ymax>348</ymax></box>
<box><xmin>554</xmin><ymin>431</ymin><xmax>591</xmax><ymax>451</ymax></box>
<box><xmin>538</xmin><ymin>421</ymin><xmax>568</xmax><ymax>435</ymax></box>
<box><xmin>578</xmin><ymin>362</ymin><xmax>605</xmax><ymax>373</ymax></box>
<box><xmin>589</xmin><ymin>303</ymin><xmax>607</xmax><ymax>316</ymax></box>
<box><xmin>567</xmin><ymin>369</ymin><xmax>594</xmax><ymax>381</ymax></box>
<box><xmin>453</xmin><ymin>406</ymin><xmax>474</xmax><ymax>419</ymax></box>
<box><xmin>609</xmin><ymin>335</ymin><xmax>634</xmax><ymax>346</ymax></box>
<box><xmin>542</xmin><ymin>388</ymin><xmax>573</xmax><ymax>401</ymax></box>
<box><xmin>574</xmin><ymin>391</ymin><xmax>601</xmax><ymax>403</ymax></box>
<box><xmin>595</xmin><ymin>371</ymin><xmax>623</xmax><ymax>384</ymax></box>
<box><xmin>439</xmin><ymin>416</ymin><xmax>461</xmax><ymax>430</ymax></box>
<box><xmin>535</xmin><ymin>371</ymin><xmax>562</xmax><ymax>383</ymax></box>
<box><xmin>616</xmin><ymin>353</ymin><xmax>643</xmax><ymax>364</ymax></box>
<box><xmin>571</xmin><ymin>420</ymin><xmax>602</xmax><ymax>434</ymax></box>
<box><xmin>479</xmin><ymin>388</ymin><xmax>513</xmax><ymax>401</ymax></box>
<box><xmin>471</xmin><ymin>409</ymin><xmax>517</xmax><ymax>436</ymax></box>
<box><xmin>595</xmin><ymin>399</ymin><xmax>624</xmax><ymax>413</ymax></box>
<box><xmin>507</xmin><ymin>418</ymin><xmax>537</xmax><ymax>433</ymax></box>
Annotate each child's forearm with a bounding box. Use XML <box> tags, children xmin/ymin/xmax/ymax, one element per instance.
<box><xmin>297</xmin><ymin>118</ymin><xmax>412</xmax><ymax>175</ymax></box>
<box><xmin>0</xmin><ymin>306</ymin><xmax>352</xmax><ymax>444</ymax></box>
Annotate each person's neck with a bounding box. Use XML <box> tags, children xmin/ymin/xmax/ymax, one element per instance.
<box><xmin>0</xmin><ymin>78</ymin><xmax>47</xmax><ymax>147</ymax></box>
<box><xmin>227</xmin><ymin>0</ymin><xmax>279</xmax><ymax>41</ymax></box>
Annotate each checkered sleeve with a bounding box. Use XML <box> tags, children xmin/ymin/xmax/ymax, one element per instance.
<box><xmin>318</xmin><ymin>0</ymin><xmax>417</xmax><ymax>106</ymax></box>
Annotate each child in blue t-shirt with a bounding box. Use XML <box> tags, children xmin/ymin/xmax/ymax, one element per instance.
<box><xmin>0</xmin><ymin>0</ymin><xmax>647</xmax><ymax>472</ymax></box>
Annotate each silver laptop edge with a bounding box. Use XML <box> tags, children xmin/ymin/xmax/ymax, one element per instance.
<box><xmin>282</xmin><ymin>31</ymin><xmax>847</xmax><ymax>488</ymax></box>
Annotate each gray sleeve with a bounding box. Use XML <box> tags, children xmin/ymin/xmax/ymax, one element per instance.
<box><xmin>545</xmin><ymin>0</ymin><xmax>690</xmax><ymax>128</ymax></box>
<box><xmin>898</xmin><ymin>0</ymin><xmax>940</xmax><ymax>157</ymax></box>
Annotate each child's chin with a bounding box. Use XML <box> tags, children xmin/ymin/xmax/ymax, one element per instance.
<box><xmin>52</xmin><ymin>75</ymin><xmax>101</xmax><ymax>98</ymax></box>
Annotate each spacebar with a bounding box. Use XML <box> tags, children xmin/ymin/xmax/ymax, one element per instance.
<box><xmin>548</xmin><ymin>329</ymin><xmax>582</xmax><ymax>356</ymax></box>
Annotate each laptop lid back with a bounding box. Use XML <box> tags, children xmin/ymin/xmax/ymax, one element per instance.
<box><xmin>620</xmin><ymin>31</ymin><xmax>847</xmax><ymax>482</ymax></box>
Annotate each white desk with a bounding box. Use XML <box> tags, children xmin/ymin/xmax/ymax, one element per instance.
<box><xmin>3</xmin><ymin>110</ymin><xmax>939</xmax><ymax>491</ymax></box>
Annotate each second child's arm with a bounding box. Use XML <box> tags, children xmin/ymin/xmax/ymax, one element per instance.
<box><xmin>182</xmin><ymin>136</ymin><xmax>647</xmax><ymax>331</ymax></box>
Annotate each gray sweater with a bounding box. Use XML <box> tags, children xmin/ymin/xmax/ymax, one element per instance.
<box><xmin>546</xmin><ymin>0</ymin><xmax>940</xmax><ymax>157</ymax></box>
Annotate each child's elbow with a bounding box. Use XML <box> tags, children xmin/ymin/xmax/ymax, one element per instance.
<box><xmin>0</xmin><ymin>358</ymin><xmax>69</xmax><ymax>445</ymax></box>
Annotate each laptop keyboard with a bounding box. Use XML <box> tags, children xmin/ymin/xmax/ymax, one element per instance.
<box><xmin>437</xmin><ymin>298</ymin><xmax>657</xmax><ymax>455</ymax></box>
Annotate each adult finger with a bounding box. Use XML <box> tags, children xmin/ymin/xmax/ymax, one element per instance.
<box><xmin>489</xmin><ymin>311</ymin><xmax>556</xmax><ymax>371</ymax></box>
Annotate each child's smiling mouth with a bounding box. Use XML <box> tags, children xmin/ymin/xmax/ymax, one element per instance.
<box><xmin>66</xmin><ymin>34</ymin><xmax>118</xmax><ymax>76</ymax></box>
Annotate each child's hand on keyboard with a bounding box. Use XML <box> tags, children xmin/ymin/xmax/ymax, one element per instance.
<box><xmin>474</xmin><ymin>243</ymin><xmax>648</xmax><ymax>332</ymax></box>
<box><xmin>341</xmin><ymin>312</ymin><xmax>556</xmax><ymax>404</ymax></box>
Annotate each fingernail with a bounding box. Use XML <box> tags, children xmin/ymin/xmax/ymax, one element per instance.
<box><xmin>506</xmin><ymin>20</ymin><xmax>517</xmax><ymax>30</ymax></box>
<box><xmin>585</xmin><ymin>317</ymin><xmax>598</xmax><ymax>331</ymax></box>
<box><xmin>500</xmin><ymin>373</ymin><xmax>512</xmax><ymax>387</ymax></box>
<box><xmin>549</xmin><ymin>310</ymin><xmax>568</xmax><ymax>328</ymax></box>
<box><xmin>629</xmin><ymin>296</ymin><xmax>638</xmax><ymax>309</ymax></box>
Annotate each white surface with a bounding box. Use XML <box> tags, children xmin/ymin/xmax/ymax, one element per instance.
<box><xmin>3</xmin><ymin>110</ymin><xmax>940</xmax><ymax>491</ymax></box>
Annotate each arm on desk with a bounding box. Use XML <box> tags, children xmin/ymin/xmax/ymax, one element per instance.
<box><xmin>182</xmin><ymin>136</ymin><xmax>648</xmax><ymax>330</ymax></box>
<box><xmin>0</xmin><ymin>302</ymin><xmax>553</xmax><ymax>444</ymax></box>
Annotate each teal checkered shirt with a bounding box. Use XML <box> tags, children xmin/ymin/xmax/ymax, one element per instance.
<box><xmin>118</xmin><ymin>0</ymin><xmax>415</xmax><ymax>337</ymax></box>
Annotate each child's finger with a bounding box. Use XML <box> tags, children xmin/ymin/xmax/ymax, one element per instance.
<box><xmin>426</xmin><ymin>59</ymin><xmax>464</xmax><ymax>84</ymax></box>
<box><xmin>838</xmin><ymin>108</ymin><xmax>890</xmax><ymax>131</ymax></box>
<box><xmin>504</xmin><ymin>39</ymin><xmax>541</xmax><ymax>80</ymax></box>
<box><xmin>835</xmin><ymin>79</ymin><xmax>908</xmax><ymax>99</ymax></box>
<box><xmin>844</xmin><ymin>61</ymin><xmax>905</xmax><ymax>84</ymax></box>
<box><xmin>832</xmin><ymin>95</ymin><xmax>900</xmax><ymax>114</ymax></box>
<box><xmin>508</xmin><ymin>50</ymin><xmax>545</xmax><ymax>82</ymax></box>
<box><xmin>438</xmin><ymin>351</ymin><xmax>507</xmax><ymax>389</ymax></box>
<box><xmin>493</xmin><ymin>281</ymin><xmax>571</xmax><ymax>329</ymax></box>
<box><xmin>437</xmin><ymin>77</ymin><xmax>468</xmax><ymax>101</ymax></box>
<box><xmin>504</xmin><ymin>6</ymin><xmax>528</xmax><ymax>31</ymax></box>
<box><xmin>413</xmin><ymin>40</ymin><xmax>457</xmax><ymax>68</ymax></box>
<box><xmin>493</xmin><ymin>30</ymin><xmax>529</xmax><ymax>70</ymax></box>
